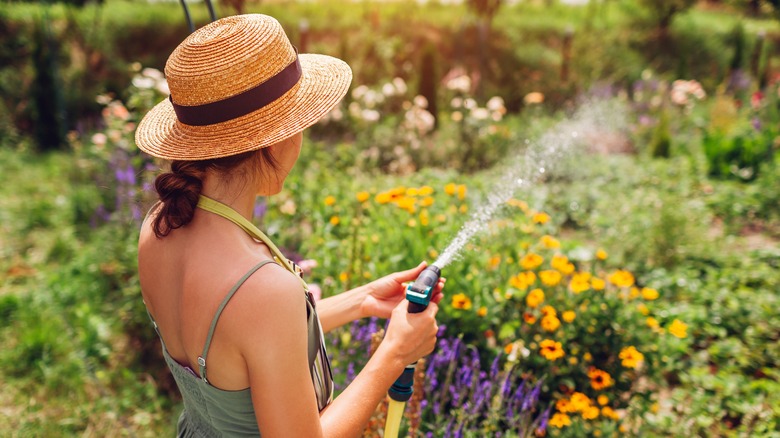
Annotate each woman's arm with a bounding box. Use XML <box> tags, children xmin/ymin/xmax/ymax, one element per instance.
<box><xmin>235</xmin><ymin>266</ymin><xmax>439</xmax><ymax>437</ymax></box>
<box><xmin>317</xmin><ymin>262</ymin><xmax>445</xmax><ymax>333</ymax></box>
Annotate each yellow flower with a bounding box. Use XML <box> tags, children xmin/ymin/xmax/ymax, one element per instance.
<box><xmin>541</xmin><ymin>315</ymin><xmax>561</xmax><ymax>332</ymax></box>
<box><xmin>569</xmin><ymin>392</ymin><xmax>591</xmax><ymax>412</ymax></box>
<box><xmin>459</xmin><ymin>204</ymin><xmax>468</xmax><ymax>214</ymax></box>
<box><xmin>540</xmin><ymin>305</ymin><xmax>556</xmax><ymax>317</ymax></box>
<box><xmin>523</xmin><ymin>312</ymin><xmax>537</xmax><ymax>325</ymax></box>
<box><xmin>541</xmin><ymin>235</ymin><xmax>560</xmax><ymax>249</ymax></box>
<box><xmin>642</xmin><ymin>287</ymin><xmax>659</xmax><ymax>300</ymax></box>
<box><xmin>419</xmin><ymin>209</ymin><xmax>430</xmax><ymax>226</ymax></box>
<box><xmin>375</xmin><ymin>192</ymin><xmax>392</xmax><ymax>204</ymax></box>
<box><xmin>356</xmin><ymin>191</ymin><xmax>370</xmax><ymax>203</ymax></box>
<box><xmin>637</xmin><ymin>304</ymin><xmax>649</xmax><ymax>315</ymax></box>
<box><xmin>583</xmin><ymin>352</ymin><xmax>593</xmax><ymax>362</ymax></box>
<box><xmin>630</xmin><ymin>287</ymin><xmax>640</xmax><ymax>299</ymax></box>
<box><xmin>339</xmin><ymin>272</ymin><xmax>349</xmax><ymax>282</ymax></box>
<box><xmin>619</xmin><ymin>346</ymin><xmax>644</xmax><ymax>369</ymax></box>
<box><xmin>646</xmin><ymin>317</ymin><xmax>660</xmax><ymax>329</ymax></box>
<box><xmin>608</xmin><ymin>270</ymin><xmax>635</xmax><ymax>287</ymax></box>
<box><xmin>329</xmin><ymin>216</ymin><xmax>340</xmax><ymax>226</ymax></box>
<box><xmin>395</xmin><ymin>196</ymin><xmax>416</xmax><ymax>213</ymax></box>
<box><xmin>451</xmin><ymin>293</ymin><xmax>472</xmax><ymax>310</ymax></box>
<box><xmin>551</xmin><ymin>255</ymin><xmax>573</xmax><ymax>274</ymax></box>
<box><xmin>597</xmin><ymin>395</ymin><xmax>609</xmax><ymax>406</ymax></box>
<box><xmin>669</xmin><ymin>319</ymin><xmax>688</xmax><ymax>338</ymax></box>
<box><xmin>488</xmin><ymin>255</ymin><xmax>501</xmax><ymax>270</ymax></box>
<box><xmin>477</xmin><ymin>306</ymin><xmax>487</xmax><ymax>317</ymax></box>
<box><xmin>405</xmin><ymin>187</ymin><xmax>419</xmax><ymax>197</ymax></box>
<box><xmin>549</xmin><ymin>413</ymin><xmax>572</xmax><ymax>428</ymax></box>
<box><xmin>407</xmin><ymin>219</ymin><xmax>417</xmax><ymax>227</ymax></box>
<box><xmin>419</xmin><ymin>196</ymin><xmax>434</xmax><ymax>207</ymax></box>
<box><xmin>591</xmin><ymin>277</ymin><xmax>606</xmax><ymax>290</ymax></box>
<box><xmin>444</xmin><ymin>183</ymin><xmax>457</xmax><ymax>196</ymax></box>
<box><xmin>507</xmin><ymin>198</ymin><xmax>529</xmax><ymax>212</ymax></box>
<box><xmin>583</xmin><ymin>406</ymin><xmax>600</xmax><ymax>420</ymax></box>
<box><xmin>556</xmin><ymin>398</ymin><xmax>573</xmax><ymax>413</ymax></box>
<box><xmin>457</xmin><ymin>184</ymin><xmax>467</xmax><ymax>200</ymax></box>
<box><xmin>324</xmin><ymin>195</ymin><xmax>336</xmax><ymax>206</ymax></box>
<box><xmin>532</xmin><ymin>212</ymin><xmax>550</xmax><ymax>224</ymax></box>
<box><xmin>525</xmin><ymin>288</ymin><xmax>545</xmax><ymax>308</ymax></box>
<box><xmin>601</xmin><ymin>406</ymin><xmax>619</xmax><ymax>420</ymax></box>
<box><xmin>562</xmin><ymin>310</ymin><xmax>576</xmax><ymax>323</ymax></box>
<box><xmin>588</xmin><ymin>367</ymin><xmax>614</xmax><ymax>390</ymax></box>
<box><xmin>428</xmin><ymin>249</ymin><xmax>439</xmax><ymax>259</ymax></box>
<box><xmin>520</xmin><ymin>253</ymin><xmax>544</xmax><ymax>270</ymax></box>
<box><xmin>539</xmin><ymin>270</ymin><xmax>562</xmax><ymax>286</ymax></box>
<box><xmin>539</xmin><ymin>339</ymin><xmax>565</xmax><ymax>361</ymax></box>
<box><xmin>596</xmin><ymin>249</ymin><xmax>608</xmax><ymax>260</ymax></box>
<box><xmin>569</xmin><ymin>275</ymin><xmax>590</xmax><ymax>294</ymax></box>
<box><xmin>418</xmin><ymin>186</ymin><xmax>434</xmax><ymax>196</ymax></box>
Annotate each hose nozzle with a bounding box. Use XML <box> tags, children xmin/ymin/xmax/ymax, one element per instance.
<box><xmin>405</xmin><ymin>265</ymin><xmax>441</xmax><ymax>314</ymax></box>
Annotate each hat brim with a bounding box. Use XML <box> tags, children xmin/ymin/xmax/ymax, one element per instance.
<box><xmin>135</xmin><ymin>54</ymin><xmax>352</xmax><ymax>161</ymax></box>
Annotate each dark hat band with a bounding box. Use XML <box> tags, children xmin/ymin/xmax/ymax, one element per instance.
<box><xmin>170</xmin><ymin>55</ymin><xmax>302</xmax><ymax>126</ymax></box>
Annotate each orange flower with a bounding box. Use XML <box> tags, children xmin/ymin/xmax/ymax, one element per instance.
<box><xmin>641</xmin><ymin>287</ymin><xmax>659</xmax><ymax>300</ymax></box>
<box><xmin>556</xmin><ymin>398</ymin><xmax>573</xmax><ymax>413</ymax></box>
<box><xmin>551</xmin><ymin>255</ymin><xmax>574</xmax><ymax>274</ymax></box>
<box><xmin>601</xmin><ymin>406</ymin><xmax>619</xmax><ymax>420</ymax></box>
<box><xmin>539</xmin><ymin>339</ymin><xmax>564</xmax><ymax>361</ymax></box>
<box><xmin>588</xmin><ymin>367</ymin><xmax>614</xmax><ymax>390</ymax></box>
<box><xmin>329</xmin><ymin>216</ymin><xmax>340</xmax><ymax>226</ymax></box>
<box><xmin>520</xmin><ymin>253</ymin><xmax>544</xmax><ymax>270</ymax></box>
<box><xmin>583</xmin><ymin>406</ymin><xmax>600</xmax><ymax>420</ymax></box>
<box><xmin>569</xmin><ymin>392</ymin><xmax>591</xmax><ymax>411</ymax></box>
<box><xmin>541</xmin><ymin>315</ymin><xmax>561</xmax><ymax>332</ymax></box>
<box><xmin>532</xmin><ymin>212</ymin><xmax>550</xmax><ymax>224</ymax></box>
<box><xmin>619</xmin><ymin>346</ymin><xmax>644</xmax><ymax>369</ymax></box>
<box><xmin>477</xmin><ymin>306</ymin><xmax>487</xmax><ymax>317</ymax></box>
<box><xmin>324</xmin><ymin>195</ymin><xmax>336</xmax><ymax>206</ymax></box>
<box><xmin>525</xmin><ymin>288</ymin><xmax>545</xmax><ymax>308</ymax></box>
<box><xmin>523</xmin><ymin>313</ymin><xmax>537</xmax><ymax>325</ymax></box>
<box><xmin>541</xmin><ymin>305</ymin><xmax>556</xmax><ymax>317</ymax></box>
<box><xmin>356</xmin><ymin>191</ymin><xmax>370</xmax><ymax>203</ymax></box>
<box><xmin>539</xmin><ymin>270</ymin><xmax>562</xmax><ymax>286</ymax></box>
<box><xmin>488</xmin><ymin>255</ymin><xmax>501</xmax><ymax>270</ymax></box>
<box><xmin>444</xmin><ymin>183</ymin><xmax>457</xmax><ymax>196</ymax></box>
<box><xmin>608</xmin><ymin>270</ymin><xmax>635</xmax><ymax>287</ymax></box>
<box><xmin>541</xmin><ymin>235</ymin><xmax>560</xmax><ymax>249</ymax></box>
<box><xmin>451</xmin><ymin>293</ymin><xmax>472</xmax><ymax>310</ymax></box>
<box><xmin>457</xmin><ymin>184</ymin><xmax>467</xmax><ymax>200</ymax></box>
<box><xmin>669</xmin><ymin>319</ymin><xmax>688</xmax><ymax>338</ymax></box>
<box><xmin>596</xmin><ymin>249</ymin><xmax>608</xmax><ymax>260</ymax></box>
<box><xmin>562</xmin><ymin>310</ymin><xmax>576</xmax><ymax>323</ymax></box>
<box><xmin>375</xmin><ymin>192</ymin><xmax>392</xmax><ymax>204</ymax></box>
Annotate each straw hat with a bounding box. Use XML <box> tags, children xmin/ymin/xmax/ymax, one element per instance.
<box><xmin>135</xmin><ymin>14</ymin><xmax>352</xmax><ymax>161</ymax></box>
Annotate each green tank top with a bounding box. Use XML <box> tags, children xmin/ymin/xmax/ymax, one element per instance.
<box><xmin>144</xmin><ymin>195</ymin><xmax>333</xmax><ymax>437</ymax></box>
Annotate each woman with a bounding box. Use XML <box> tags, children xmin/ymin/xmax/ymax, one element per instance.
<box><xmin>134</xmin><ymin>14</ymin><xmax>444</xmax><ymax>437</ymax></box>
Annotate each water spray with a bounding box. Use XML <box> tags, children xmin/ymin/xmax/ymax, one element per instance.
<box><xmin>382</xmin><ymin>100</ymin><xmax>625</xmax><ymax>436</ymax></box>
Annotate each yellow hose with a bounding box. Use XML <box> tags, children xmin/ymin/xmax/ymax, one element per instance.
<box><xmin>384</xmin><ymin>399</ymin><xmax>406</xmax><ymax>438</ymax></box>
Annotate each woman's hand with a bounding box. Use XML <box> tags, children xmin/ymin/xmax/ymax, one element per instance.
<box><xmin>360</xmin><ymin>261</ymin><xmax>446</xmax><ymax>319</ymax></box>
<box><xmin>381</xmin><ymin>298</ymin><xmax>440</xmax><ymax>366</ymax></box>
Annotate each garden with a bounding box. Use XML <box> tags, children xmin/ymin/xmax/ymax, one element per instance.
<box><xmin>1</xmin><ymin>0</ymin><xmax>779</xmax><ymax>436</ymax></box>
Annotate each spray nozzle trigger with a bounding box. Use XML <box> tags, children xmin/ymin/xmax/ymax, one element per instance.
<box><xmin>405</xmin><ymin>265</ymin><xmax>441</xmax><ymax>313</ymax></box>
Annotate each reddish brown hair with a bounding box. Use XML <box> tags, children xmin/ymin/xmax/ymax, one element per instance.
<box><xmin>152</xmin><ymin>148</ymin><xmax>277</xmax><ymax>238</ymax></box>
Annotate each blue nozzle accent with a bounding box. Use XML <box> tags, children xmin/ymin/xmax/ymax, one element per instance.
<box><xmin>388</xmin><ymin>364</ymin><xmax>416</xmax><ymax>402</ymax></box>
<box><xmin>405</xmin><ymin>265</ymin><xmax>441</xmax><ymax>313</ymax></box>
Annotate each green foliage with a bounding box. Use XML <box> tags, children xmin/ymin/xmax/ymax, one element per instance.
<box><xmin>637</xmin><ymin>0</ymin><xmax>697</xmax><ymax>31</ymax></box>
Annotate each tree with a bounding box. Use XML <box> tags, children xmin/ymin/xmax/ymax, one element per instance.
<box><xmin>638</xmin><ymin>0</ymin><xmax>697</xmax><ymax>34</ymax></box>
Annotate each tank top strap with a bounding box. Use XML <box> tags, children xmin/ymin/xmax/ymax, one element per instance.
<box><xmin>197</xmin><ymin>259</ymin><xmax>277</xmax><ymax>384</ymax></box>
<box><xmin>196</xmin><ymin>195</ymin><xmax>308</xmax><ymax>292</ymax></box>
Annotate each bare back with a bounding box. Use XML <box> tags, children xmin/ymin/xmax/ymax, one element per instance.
<box><xmin>138</xmin><ymin>205</ymin><xmax>280</xmax><ymax>391</ymax></box>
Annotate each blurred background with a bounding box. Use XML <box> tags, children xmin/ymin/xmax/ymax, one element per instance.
<box><xmin>0</xmin><ymin>0</ymin><xmax>778</xmax><ymax>436</ymax></box>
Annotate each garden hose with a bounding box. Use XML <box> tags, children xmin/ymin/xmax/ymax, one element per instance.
<box><xmin>384</xmin><ymin>265</ymin><xmax>441</xmax><ymax>438</ymax></box>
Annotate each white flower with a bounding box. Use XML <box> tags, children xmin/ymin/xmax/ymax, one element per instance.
<box><xmin>155</xmin><ymin>80</ymin><xmax>170</xmax><ymax>95</ymax></box>
<box><xmin>413</xmin><ymin>95</ymin><xmax>428</xmax><ymax>109</ymax></box>
<box><xmin>464</xmin><ymin>98</ymin><xmax>477</xmax><ymax>110</ymax></box>
<box><xmin>280</xmin><ymin>199</ymin><xmax>297</xmax><ymax>215</ymax></box>
<box><xmin>445</xmin><ymin>75</ymin><xmax>471</xmax><ymax>93</ymax></box>
<box><xmin>142</xmin><ymin>68</ymin><xmax>164</xmax><ymax>80</ymax></box>
<box><xmin>450</xmin><ymin>97</ymin><xmax>463</xmax><ymax>108</ymax></box>
<box><xmin>91</xmin><ymin>133</ymin><xmax>107</xmax><ymax>146</ymax></box>
<box><xmin>361</xmin><ymin>109</ymin><xmax>380</xmax><ymax>122</ymax></box>
<box><xmin>471</xmin><ymin>107</ymin><xmax>489</xmax><ymax>120</ymax></box>
<box><xmin>392</xmin><ymin>77</ymin><xmax>407</xmax><ymax>95</ymax></box>
<box><xmin>352</xmin><ymin>85</ymin><xmax>368</xmax><ymax>100</ymax></box>
<box><xmin>132</xmin><ymin>76</ymin><xmax>155</xmax><ymax>90</ymax></box>
<box><xmin>486</xmin><ymin>96</ymin><xmax>505</xmax><ymax>112</ymax></box>
<box><xmin>348</xmin><ymin>102</ymin><xmax>362</xmax><ymax>118</ymax></box>
<box><xmin>382</xmin><ymin>82</ymin><xmax>396</xmax><ymax>97</ymax></box>
<box><xmin>451</xmin><ymin>111</ymin><xmax>463</xmax><ymax>122</ymax></box>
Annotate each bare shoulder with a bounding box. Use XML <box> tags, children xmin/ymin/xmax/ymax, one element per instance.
<box><xmin>220</xmin><ymin>263</ymin><xmax>309</xmax><ymax>348</ymax></box>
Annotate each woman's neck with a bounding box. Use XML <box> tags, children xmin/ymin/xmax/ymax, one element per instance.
<box><xmin>200</xmin><ymin>175</ymin><xmax>259</xmax><ymax>221</ymax></box>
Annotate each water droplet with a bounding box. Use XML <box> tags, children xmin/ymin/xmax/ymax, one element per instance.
<box><xmin>516</xmin><ymin>178</ymin><xmax>524</xmax><ymax>185</ymax></box>
<box><xmin>572</xmin><ymin>131</ymin><xmax>578</xmax><ymax>138</ymax></box>
<box><xmin>539</xmin><ymin>167</ymin><xmax>545</xmax><ymax>174</ymax></box>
